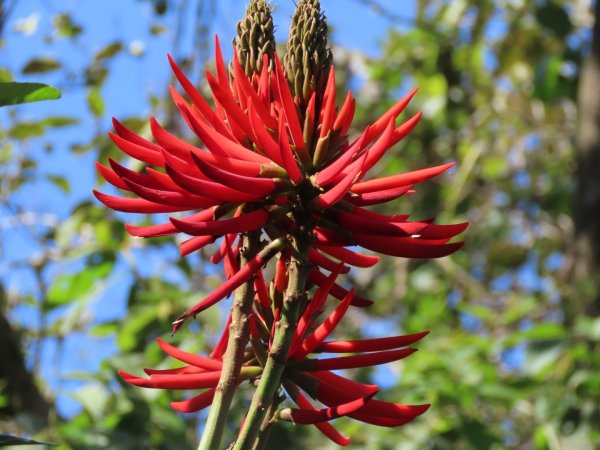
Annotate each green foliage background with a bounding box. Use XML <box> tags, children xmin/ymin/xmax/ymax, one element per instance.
<box><xmin>0</xmin><ymin>1</ymin><xmax>598</xmax><ymax>449</ymax></box>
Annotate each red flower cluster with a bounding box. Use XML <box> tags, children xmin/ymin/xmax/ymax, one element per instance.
<box><xmin>120</xmin><ymin>266</ymin><xmax>430</xmax><ymax>446</ymax></box>
<box><xmin>97</xmin><ymin>31</ymin><xmax>467</xmax><ymax>446</ymax></box>
<box><xmin>94</xmin><ymin>38</ymin><xmax>466</xmax><ymax>328</ymax></box>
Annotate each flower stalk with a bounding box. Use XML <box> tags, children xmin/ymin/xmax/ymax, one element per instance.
<box><xmin>232</xmin><ymin>232</ymin><xmax>312</xmax><ymax>450</ymax></box>
<box><xmin>197</xmin><ymin>231</ymin><xmax>261</xmax><ymax>450</ymax></box>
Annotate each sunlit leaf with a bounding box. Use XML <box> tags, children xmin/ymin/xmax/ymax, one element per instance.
<box><xmin>0</xmin><ymin>82</ymin><xmax>61</xmax><ymax>106</ymax></box>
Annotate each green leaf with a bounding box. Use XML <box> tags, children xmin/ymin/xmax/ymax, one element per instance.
<box><xmin>53</xmin><ymin>13</ymin><xmax>83</xmax><ymax>39</ymax></box>
<box><xmin>87</xmin><ymin>87</ymin><xmax>105</xmax><ymax>117</ymax></box>
<box><xmin>0</xmin><ymin>68</ymin><xmax>12</xmax><ymax>82</ymax></box>
<box><xmin>46</xmin><ymin>261</ymin><xmax>114</xmax><ymax>310</ymax></box>
<box><xmin>47</xmin><ymin>175</ymin><xmax>71</xmax><ymax>193</ymax></box>
<box><xmin>22</xmin><ymin>57</ymin><xmax>62</xmax><ymax>74</ymax></box>
<box><xmin>95</xmin><ymin>41</ymin><xmax>124</xmax><ymax>61</ymax></box>
<box><xmin>0</xmin><ymin>82</ymin><xmax>61</xmax><ymax>106</ymax></box>
<box><xmin>0</xmin><ymin>434</ymin><xmax>57</xmax><ymax>447</ymax></box>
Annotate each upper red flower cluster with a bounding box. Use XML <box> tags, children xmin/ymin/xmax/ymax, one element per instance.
<box><xmin>94</xmin><ymin>37</ymin><xmax>466</xmax><ymax>265</ymax></box>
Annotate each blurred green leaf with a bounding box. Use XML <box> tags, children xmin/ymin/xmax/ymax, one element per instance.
<box><xmin>53</xmin><ymin>13</ymin><xmax>83</xmax><ymax>38</ymax></box>
<box><xmin>87</xmin><ymin>87</ymin><xmax>105</xmax><ymax>117</ymax></box>
<box><xmin>47</xmin><ymin>175</ymin><xmax>70</xmax><ymax>193</ymax></box>
<box><xmin>22</xmin><ymin>57</ymin><xmax>62</xmax><ymax>74</ymax></box>
<box><xmin>46</xmin><ymin>261</ymin><xmax>114</xmax><ymax>309</ymax></box>
<box><xmin>95</xmin><ymin>41</ymin><xmax>124</xmax><ymax>61</ymax></box>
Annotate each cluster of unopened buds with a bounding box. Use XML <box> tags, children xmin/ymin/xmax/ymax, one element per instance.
<box><xmin>94</xmin><ymin>1</ymin><xmax>466</xmax><ymax>447</ymax></box>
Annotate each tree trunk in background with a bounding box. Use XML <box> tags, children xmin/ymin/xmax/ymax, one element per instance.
<box><xmin>574</xmin><ymin>1</ymin><xmax>600</xmax><ymax>316</ymax></box>
<box><xmin>0</xmin><ymin>310</ymin><xmax>50</xmax><ymax>425</ymax></box>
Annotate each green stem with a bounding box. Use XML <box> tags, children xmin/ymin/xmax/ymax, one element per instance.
<box><xmin>232</xmin><ymin>234</ymin><xmax>311</xmax><ymax>450</ymax></box>
<box><xmin>198</xmin><ymin>235</ymin><xmax>283</xmax><ymax>450</ymax></box>
<box><xmin>250</xmin><ymin>394</ymin><xmax>281</xmax><ymax>450</ymax></box>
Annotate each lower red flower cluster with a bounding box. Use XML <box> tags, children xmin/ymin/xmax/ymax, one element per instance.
<box><xmin>120</xmin><ymin>264</ymin><xmax>429</xmax><ymax>446</ymax></box>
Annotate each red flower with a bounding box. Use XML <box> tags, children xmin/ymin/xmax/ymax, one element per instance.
<box><xmin>95</xmin><ymin>37</ymin><xmax>466</xmax><ymax>265</ymax></box>
<box><xmin>121</xmin><ymin>266</ymin><xmax>430</xmax><ymax>446</ymax></box>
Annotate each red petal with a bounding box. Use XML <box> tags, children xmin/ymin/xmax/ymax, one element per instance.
<box><xmin>347</xmin><ymin>184</ymin><xmax>414</xmax><ymax>206</ymax></box>
<box><xmin>332</xmin><ymin>209</ymin><xmax>430</xmax><ymax>237</ymax></box>
<box><xmin>254</xmin><ymin>270</ymin><xmax>271</xmax><ymax>308</ymax></box>
<box><xmin>180</xmin><ymin>235</ymin><xmax>216</xmax><ymax>256</ymax></box>
<box><xmin>315</xmin><ymin>128</ymin><xmax>370</xmax><ymax>187</ymax></box>
<box><xmin>93</xmin><ymin>190</ymin><xmax>191</xmax><ymax>214</ymax></box>
<box><xmin>232</xmin><ymin>52</ymin><xmax>277</xmax><ymax>130</ymax></box>
<box><xmin>121</xmin><ymin>177</ymin><xmax>213</xmax><ymax>208</ymax></box>
<box><xmin>109</xmin><ymin>132</ymin><xmax>164</xmax><ymax>167</ymax></box>
<box><xmin>308</xmin><ymin>249</ymin><xmax>350</xmax><ymax>274</ymax></box>
<box><xmin>273</xmin><ymin>53</ymin><xmax>305</xmax><ymax>154</ymax></box>
<box><xmin>293</xmin><ymin>391</ymin><xmax>351</xmax><ymax>446</ymax></box>
<box><xmin>191</xmin><ymin>152</ymin><xmax>277</xmax><ymax>197</ymax></box>
<box><xmin>150</xmin><ymin>117</ymin><xmax>264</xmax><ymax>177</ymax></box>
<box><xmin>353</xmin><ymin>233</ymin><xmax>465</xmax><ymax>259</ymax></box>
<box><xmin>316</xmin><ymin>244</ymin><xmax>380</xmax><ymax>268</ymax></box>
<box><xmin>206</xmin><ymin>70</ymin><xmax>257</xmax><ymax>141</ymax></box>
<box><xmin>318</xmin><ymin>331</ymin><xmax>429</xmax><ymax>353</ymax></box>
<box><xmin>364</xmin><ymin>87</ymin><xmax>418</xmax><ymax>143</ymax></box>
<box><xmin>333</xmin><ymin>91</ymin><xmax>355</xmax><ymax>135</ymax></box>
<box><xmin>156</xmin><ymin>338</ymin><xmax>223</xmax><ymax>371</ymax></box>
<box><xmin>96</xmin><ymin>162</ymin><xmax>128</xmax><ymax>190</ymax></box>
<box><xmin>293</xmin><ymin>289</ymin><xmax>354</xmax><ymax>359</ymax></box>
<box><xmin>286</xmin><ymin>392</ymin><xmax>374</xmax><ymax>424</ymax></box>
<box><xmin>119</xmin><ymin>370</ymin><xmax>221</xmax><ymax>390</ymax></box>
<box><xmin>167</xmin><ymin>55</ymin><xmax>233</xmax><ymax>139</ymax></box>
<box><xmin>165</xmin><ymin>162</ymin><xmax>260</xmax><ymax>203</ymax></box>
<box><xmin>247</xmin><ymin>98</ymin><xmax>285</xmax><ymax>166</ymax></box>
<box><xmin>112</xmin><ymin>118</ymin><xmax>163</xmax><ymax>152</ymax></box>
<box><xmin>171</xmin><ymin>388</ymin><xmax>216</xmax><ymax>413</ymax></box>
<box><xmin>213</xmin><ymin>36</ymin><xmax>228</xmax><ymax>86</ymax></box>
<box><xmin>320</xmin><ymin>67</ymin><xmax>336</xmax><ymax>139</ymax></box>
<box><xmin>174</xmin><ymin>241</ymin><xmax>282</xmax><ymax>326</ymax></box>
<box><xmin>210</xmin><ymin>312</ymin><xmax>231</xmax><ymax>358</ymax></box>
<box><xmin>351</xmin><ymin>162</ymin><xmax>455</xmax><ymax>194</ymax></box>
<box><xmin>311</xmin><ymin>348</ymin><xmax>416</xmax><ymax>371</ymax></box>
<box><xmin>170</xmin><ymin>209</ymin><xmax>268</xmax><ymax>236</ymax></box>
<box><xmin>125</xmin><ymin>208</ymin><xmax>216</xmax><ymax>238</ymax></box>
<box><xmin>317</xmin><ymin>152</ymin><xmax>367</xmax><ymax>208</ymax></box>
<box><xmin>278</xmin><ymin>114</ymin><xmax>303</xmax><ymax>184</ymax></box>
<box><xmin>179</xmin><ymin>102</ymin><xmax>269</xmax><ymax>164</ymax></box>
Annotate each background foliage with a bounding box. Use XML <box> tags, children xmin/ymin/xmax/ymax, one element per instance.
<box><xmin>0</xmin><ymin>0</ymin><xmax>598</xmax><ymax>449</ymax></box>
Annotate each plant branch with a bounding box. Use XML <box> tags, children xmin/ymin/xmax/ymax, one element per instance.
<box><xmin>197</xmin><ymin>234</ymin><xmax>282</xmax><ymax>450</ymax></box>
<box><xmin>232</xmin><ymin>232</ymin><xmax>312</xmax><ymax>450</ymax></box>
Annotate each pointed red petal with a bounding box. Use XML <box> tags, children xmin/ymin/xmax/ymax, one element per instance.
<box><xmin>318</xmin><ymin>331</ymin><xmax>429</xmax><ymax>353</ymax></box>
<box><xmin>293</xmin><ymin>289</ymin><xmax>354</xmax><ymax>359</ymax></box>
<box><xmin>351</xmin><ymin>162</ymin><xmax>455</xmax><ymax>195</ymax></box>
<box><xmin>316</xmin><ymin>244</ymin><xmax>380</xmax><ymax>268</ymax></box>
<box><xmin>171</xmin><ymin>388</ymin><xmax>216</xmax><ymax>413</ymax></box>
<box><xmin>93</xmin><ymin>190</ymin><xmax>191</xmax><ymax>214</ymax></box>
<box><xmin>170</xmin><ymin>209</ymin><xmax>268</xmax><ymax>236</ymax></box>
<box><xmin>191</xmin><ymin>152</ymin><xmax>277</xmax><ymax>197</ymax></box>
<box><xmin>180</xmin><ymin>235</ymin><xmax>216</xmax><ymax>256</ymax></box>
<box><xmin>156</xmin><ymin>338</ymin><xmax>222</xmax><ymax>371</ymax></box>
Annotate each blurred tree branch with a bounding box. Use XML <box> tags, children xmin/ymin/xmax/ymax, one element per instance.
<box><xmin>0</xmin><ymin>286</ymin><xmax>50</xmax><ymax>426</ymax></box>
<box><xmin>575</xmin><ymin>0</ymin><xmax>600</xmax><ymax>315</ymax></box>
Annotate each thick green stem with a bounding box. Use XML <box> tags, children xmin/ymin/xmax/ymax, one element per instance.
<box><xmin>250</xmin><ymin>394</ymin><xmax>280</xmax><ymax>450</ymax></box>
<box><xmin>198</xmin><ymin>234</ymin><xmax>287</xmax><ymax>450</ymax></box>
<box><xmin>232</xmin><ymin>234</ymin><xmax>311</xmax><ymax>450</ymax></box>
<box><xmin>197</xmin><ymin>233</ymin><xmax>259</xmax><ymax>450</ymax></box>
